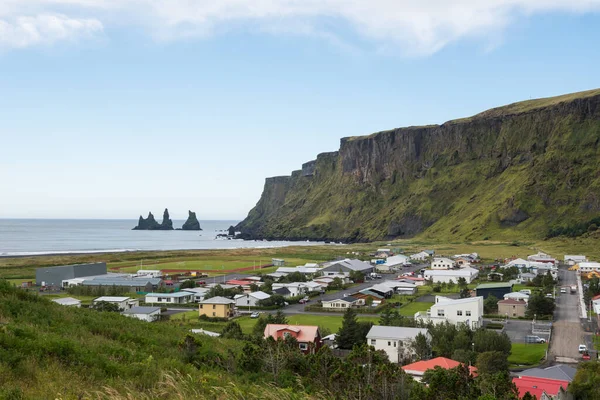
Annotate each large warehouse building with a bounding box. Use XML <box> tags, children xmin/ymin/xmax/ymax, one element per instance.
<box><xmin>36</xmin><ymin>262</ymin><xmax>107</xmax><ymax>287</ymax></box>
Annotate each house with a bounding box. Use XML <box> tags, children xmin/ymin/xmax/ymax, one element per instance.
<box><xmin>199</xmin><ymin>296</ymin><xmax>236</xmax><ymax>318</ymax></box>
<box><xmin>375</xmin><ymin>248</ymin><xmax>393</xmax><ymax>258</ymax></box>
<box><xmin>498</xmin><ymin>299</ymin><xmax>527</xmax><ymax>318</ymax></box>
<box><xmin>564</xmin><ymin>255</ymin><xmax>587</xmax><ymax>265</ymax></box>
<box><xmin>379</xmin><ymin>280</ymin><xmax>418</xmax><ymax>295</ymax></box>
<box><xmin>272</xmin><ymin>258</ymin><xmax>286</xmax><ymax>267</ymax></box>
<box><xmin>145</xmin><ymin>291</ymin><xmax>193</xmax><ymax>305</ymax></box>
<box><xmin>423</xmin><ymin>250</ymin><xmax>435</xmax><ymax>256</ymax></box>
<box><xmin>302</xmin><ymin>281</ymin><xmax>323</xmax><ymax>293</ymax></box>
<box><xmin>320</xmin><ymin>259</ymin><xmax>374</xmax><ymax>276</ymax></box>
<box><xmin>263</xmin><ymin>324</ymin><xmax>321</xmax><ymax>354</ymax></box>
<box><xmin>122</xmin><ymin>306</ymin><xmax>161</xmax><ymax>322</ymax></box>
<box><xmin>181</xmin><ymin>287</ymin><xmax>211</xmax><ymax>302</ymax></box>
<box><xmin>52</xmin><ymin>297</ymin><xmax>82</xmax><ymax>307</ymax></box>
<box><xmin>93</xmin><ymin>296</ymin><xmax>139</xmax><ymax>310</ymax></box>
<box><xmin>575</xmin><ymin>262</ymin><xmax>600</xmax><ymax>273</ymax></box>
<box><xmin>527</xmin><ymin>252</ymin><xmax>558</xmax><ymax>266</ymax></box>
<box><xmin>266</xmin><ymin>272</ymin><xmax>288</xmax><ymax>281</ymax></box>
<box><xmin>368</xmin><ymin>283</ymin><xmax>395</xmax><ymax>298</ymax></box>
<box><xmin>322</xmin><ymin>333</ymin><xmax>337</xmax><ymax>349</ymax></box>
<box><xmin>512</xmin><ymin>376</ymin><xmax>569</xmax><ymax>399</ymax></box>
<box><xmin>272</xmin><ymin>282</ymin><xmax>310</xmax><ymax>297</ymax></box>
<box><xmin>366</xmin><ymin>326</ymin><xmax>430</xmax><ymax>363</ymax></box>
<box><xmin>410</xmin><ymin>251</ymin><xmax>431</xmax><ymax>261</ymax></box>
<box><xmin>190</xmin><ymin>328</ymin><xmax>220</xmax><ymax>337</ymax></box>
<box><xmin>275</xmin><ymin>266</ymin><xmax>321</xmax><ymax>275</ymax></box>
<box><xmin>353</xmin><ymin>290</ymin><xmax>385</xmax><ymax>306</ymax></box>
<box><xmin>415</xmin><ymin>296</ymin><xmax>484</xmax><ymax>328</ymax></box>
<box><xmin>423</xmin><ymin>267</ymin><xmax>479</xmax><ymax>284</ymax></box>
<box><xmin>401</xmin><ymin>357</ymin><xmax>477</xmax><ymax>382</ymax></box>
<box><xmin>381</xmin><ymin>254</ymin><xmax>411</xmax><ymax>270</ymax></box>
<box><xmin>431</xmin><ymin>258</ymin><xmax>456</xmax><ymax>270</ymax></box>
<box><xmin>517</xmin><ymin>364</ymin><xmax>577</xmax><ymax>382</ymax></box>
<box><xmin>503</xmin><ymin>292</ymin><xmax>530</xmax><ymax>303</ymax></box>
<box><xmin>502</xmin><ymin>258</ymin><xmax>531</xmax><ymax>271</ymax></box>
<box><xmin>81</xmin><ymin>277</ymin><xmax>163</xmax><ymax>292</ymax></box>
<box><xmin>518</xmin><ymin>272</ymin><xmax>537</xmax><ymax>282</ymax></box>
<box><xmin>136</xmin><ymin>269</ymin><xmax>162</xmax><ymax>278</ymax></box>
<box><xmin>234</xmin><ymin>291</ymin><xmax>271</xmax><ymax>307</ymax></box>
<box><xmin>475</xmin><ymin>282</ymin><xmax>513</xmax><ymax>299</ymax></box>
<box><xmin>204</xmin><ymin>283</ymin><xmax>240</xmax><ymax>290</ymax></box>
<box><xmin>272</xmin><ymin>287</ymin><xmax>292</xmax><ymax>297</ymax></box>
<box><xmin>322</xmin><ymin>296</ymin><xmax>359</xmax><ymax>309</ymax></box>
<box><xmin>396</xmin><ymin>276</ymin><xmax>426</xmax><ymax>286</ymax></box>
<box><xmin>36</xmin><ymin>262</ymin><xmax>107</xmax><ymax>287</ymax></box>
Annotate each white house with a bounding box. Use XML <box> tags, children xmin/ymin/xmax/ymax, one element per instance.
<box><xmin>396</xmin><ymin>277</ymin><xmax>426</xmax><ymax>287</ymax></box>
<box><xmin>379</xmin><ymin>280</ymin><xmax>418</xmax><ymax>295</ymax></box>
<box><xmin>136</xmin><ymin>269</ymin><xmax>162</xmax><ymax>278</ymax></box>
<box><xmin>275</xmin><ymin>266</ymin><xmax>322</xmax><ymax>275</ymax></box>
<box><xmin>93</xmin><ymin>296</ymin><xmax>139</xmax><ymax>310</ymax></box>
<box><xmin>381</xmin><ymin>255</ymin><xmax>411</xmax><ymax>270</ymax></box>
<box><xmin>122</xmin><ymin>306</ymin><xmax>161</xmax><ymax>322</ymax></box>
<box><xmin>564</xmin><ymin>255</ymin><xmax>587</xmax><ymax>265</ymax></box>
<box><xmin>431</xmin><ymin>258</ymin><xmax>456</xmax><ymax>270</ymax></box>
<box><xmin>181</xmin><ymin>287</ymin><xmax>211</xmax><ymax>302</ymax></box>
<box><xmin>415</xmin><ymin>296</ymin><xmax>484</xmax><ymax>329</ymax></box>
<box><xmin>366</xmin><ymin>326</ymin><xmax>430</xmax><ymax>363</ymax></box>
<box><xmin>576</xmin><ymin>262</ymin><xmax>600</xmax><ymax>273</ymax></box>
<box><xmin>303</xmin><ymin>281</ymin><xmax>324</xmax><ymax>293</ymax></box>
<box><xmin>52</xmin><ymin>297</ymin><xmax>82</xmax><ymax>307</ymax></box>
<box><xmin>234</xmin><ymin>291</ymin><xmax>271</xmax><ymax>307</ymax></box>
<box><xmin>410</xmin><ymin>251</ymin><xmax>430</xmax><ymax>261</ymax></box>
<box><xmin>322</xmin><ymin>296</ymin><xmax>359</xmax><ymax>309</ymax></box>
<box><xmin>368</xmin><ymin>283</ymin><xmax>395</xmax><ymax>298</ymax></box>
<box><xmin>503</xmin><ymin>292</ymin><xmax>530</xmax><ymax>303</ymax></box>
<box><xmin>145</xmin><ymin>291</ymin><xmax>193</xmax><ymax>304</ymax></box>
<box><xmin>502</xmin><ymin>258</ymin><xmax>531</xmax><ymax>270</ymax></box>
<box><xmin>423</xmin><ymin>267</ymin><xmax>479</xmax><ymax>284</ymax></box>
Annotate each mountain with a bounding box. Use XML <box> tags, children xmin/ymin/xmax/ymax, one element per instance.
<box><xmin>132</xmin><ymin>208</ymin><xmax>174</xmax><ymax>230</ymax></box>
<box><xmin>181</xmin><ymin>210</ymin><xmax>202</xmax><ymax>230</ymax></box>
<box><xmin>236</xmin><ymin>89</ymin><xmax>600</xmax><ymax>242</ymax></box>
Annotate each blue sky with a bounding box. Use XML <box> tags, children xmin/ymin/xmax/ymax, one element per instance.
<box><xmin>1</xmin><ymin>1</ymin><xmax>600</xmax><ymax>220</ymax></box>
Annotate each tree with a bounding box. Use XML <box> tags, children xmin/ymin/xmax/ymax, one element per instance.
<box><xmin>349</xmin><ymin>270</ymin><xmax>365</xmax><ymax>283</ymax></box>
<box><xmin>526</xmin><ymin>291</ymin><xmax>556</xmax><ymax>318</ymax></box>
<box><xmin>179</xmin><ymin>279</ymin><xmax>196</xmax><ymax>289</ymax></box>
<box><xmin>258</xmin><ymin>294</ymin><xmax>285</xmax><ymax>308</ymax></box>
<box><xmin>336</xmin><ymin>308</ymin><xmax>361</xmax><ymax>350</ymax></box>
<box><xmin>460</xmin><ymin>288</ymin><xmax>471</xmax><ymax>298</ymax></box>
<box><xmin>421</xmin><ymin>364</ymin><xmax>480</xmax><ymax>400</ymax></box>
<box><xmin>476</xmin><ymin>351</ymin><xmax>508</xmax><ymax>375</ymax></box>
<box><xmin>91</xmin><ymin>301</ymin><xmax>120</xmax><ymax>312</ymax></box>
<box><xmin>541</xmin><ymin>271</ymin><xmax>555</xmax><ymax>289</ymax></box>
<box><xmin>410</xmin><ymin>332</ymin><xmax>431</xmax><ymax>361</ymax></box>
<box><xmin>457</xmin><ymin>277</ymin><xmax>468</xmax><ymax>289</ymax></box>
<box><xmin>484</xmin><ymin>294</ymin><xmax>499</xmax><ymax>314</ymax></box>
<box><xmin>221</xmin><ymin>321</ymin><xmax>244</xmax><ymax>340</ymax></box>
<box><xmin>379</xmin><ymin>307</ymin><xmax>394</xmax><ymax>326</ymax></box>
<box><xmin>252</xmin><ymin>311</ymin><xmax>288</xmax><ymax>337</ymax></box>
<box><xmin>477</xmin><ymin>371</ymin><xmax>519</xmax><ymax>400</ymax></box>
<box><xmin>473</xmin><ymin>329</ymin><xmax>511</xmax><ymax>355</ymax></box>
<box><xmin>329</xmin><ymin>277</ymin><xmax>344</xmax><ymax>290</ymax></box>
<box><xmin>447</xmin><ymin>279</ymin><xmax>455</xmax><ymax>292</ymax></box>
<box><xmin>568</xmin><ymin>361</ymin><xmax>600</xmax><ymax>400</ymax></box>
<box><xmin>249</xmin><ymin>283</ymin><xmax>260</xmax><ymax>292</ymax></box>
<box><xmin>279</xmin><ymin>271</ymin><xmax>307</xmax><ymax>283</ymax></box>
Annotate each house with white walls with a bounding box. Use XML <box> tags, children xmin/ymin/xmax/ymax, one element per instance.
<box><xmin>93</xmin><ymin>296</ymin><xmax>139</xmax><ymax>311</ymax></box>
<box><xmin>423</xmin><ymin>267</ymin><xmax>479</xmax><ymax>284</ymax></box>
<box><xmin>366</xmin><ymin>326</ymin><xmax>430</xmax><ymax>363</ymax></box>
<box><xmin>234</xmin><ymin>291</ymin><xmax>271</xmax><ymax>307</ymax></box>
<box><xmin>431</xmin><ymin>258</ymin><xmax>456</xmax><ymax>270</ymax></box>
<box><xmin>414</xmin><ymin>296</ymin><xmax>484</xmax><ymax>329</ymax></box>
<box><xmin>410</xmin><ymin>251</ymin><xmax>431</xmax><ymax>261</ymax></box>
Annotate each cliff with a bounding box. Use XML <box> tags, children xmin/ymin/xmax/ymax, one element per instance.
<box><xmin>181</xmin><ymin>210</ymin><xmax>202</xmax><ymax>230</ymax></box>
<box><xmin>133</xmin><ymin>208</ymin><xmax>174</xmax><ymax>230</ymax></box>
<box><xmin>236</xmin><ymin>89</ymin><xmax>600</xmax><ymax>242</ymax></box>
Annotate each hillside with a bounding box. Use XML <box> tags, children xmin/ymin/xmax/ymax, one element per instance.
<box><xmin>236</xmin><ymin>89</ymin><xmax>600</xmax><ymax>242</ymax></box>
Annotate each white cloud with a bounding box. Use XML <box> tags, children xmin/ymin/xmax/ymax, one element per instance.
<box><xmin>1</xmin><ymin>0</ymin><xmax>599</xmax><ymax>53</ymax></box>
<box><xmin>0</xmin><ymin>14</ymin><xmax>103</xmax><ymax>48</ymax></box>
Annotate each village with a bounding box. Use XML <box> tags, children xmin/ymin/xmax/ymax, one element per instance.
<box><xmin>31</xmin><ymin>248</ymin><xmax>600</xmax><ymax>400</ymax></box>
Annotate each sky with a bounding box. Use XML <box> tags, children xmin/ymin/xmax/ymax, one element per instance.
<box><xmin>1</xmin><ymin>1</ymin><xmax>600</xmax><ymax>220</ymax></box>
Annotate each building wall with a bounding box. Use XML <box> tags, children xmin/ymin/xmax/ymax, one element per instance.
<box><xmin>124</xmin><ymin>312</ymin><xmax>159</xmax><ymax>322</ymax></box>
<box><xmin>145</xmin><ymin>295</ymin><xmax>192</xmax><ymax>304</ymax></box>
<box><xmin>235</xmin><ymin>295</ymin><xmax>261</xmax><ymax>307</ymax></box>
<box><xmin>431</xmin><ymin>260</ymin><xmax>455</xmax><ymax>270</ymax></box>
<box><xmin>199</xmin><ymin>303</ymin><xmax>233</xmax><ymax>318</ymax></box>
<box><xmin>322</xmin><ymin>300</ymin><xmax>353</xmax><ymax>309</ymax></box>
<box><xmin>424</xmin><ymin>272</ymin><xmax>475</xmax><ymax>284</ymax></box>
<box><xmin>36</xmin><ymin>262</ymin><xmax>107</xmax><ymax>286</ymax></box>
<box><xmin>498</xmin><ymin>302</ymin><xmax>526</xmax><ymax>318</ymax></box>
<box><xmin>429</xmin><ymin>299</ymin><xmax>483</xmax><ymax>328</ymax></box>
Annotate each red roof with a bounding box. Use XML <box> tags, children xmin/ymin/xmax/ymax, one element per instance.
<box><xmin>592</xmin><ymin>294</ymin><xmax>600</xmax><ymax>301</ymax></box>
<box><xmin>512</xmin><ymin>376</ymin><xmax>568</xmax><ymax>399</ymax></box>
<box><xmin>402</xmin><ymin>357</ymin><xmax>477</xmax><ymax>376</ymax></box>
<box><xmin>263</xmin><ymin>324</ymin><xmax>320</xmax><ymax>343</ymax></box>
<box><xmin>226</xmin><ymin>280</ymin><xmax>252</xmax><ymax>286</ymax></box>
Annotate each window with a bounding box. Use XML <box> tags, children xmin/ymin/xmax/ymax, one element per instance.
<box><xmin>457</xmin><ymin>310</ymin><xmax>463</xmax><ymax>316</ymax></box>
<box><xmin>212</xmin><ymin>312</ymin><xmax>215</xmax><ymax>316</ymax></box>
<box><xmin>299</xmin><ymin>343</ymin><xmax>308</xmax><ymax>351</ymax></box>
<box><xmin>371</xmin><ymin>339</ymin><xmax>376</xmax><ymax>345</ymax></box>
<box><xmin>247</xmin><ymin>300</ymin><xmax>250</xmax><ymax>305</ymax></box>
<box><xmin>437</xmin><ymin>309</ymin><xmax>445</xmax><ymax>317</ymax></box>
<box><xmin>393</xmin><ymin>341</ymin><xmax>397</xmax><ymax>347</ymax></box>
<box><xmin>388</xmin><ymin>341</ymin><xmax>391</xmax><ymax>346</ymax></box>
<box><xmin>213</xmin><ymin>305</ymin><xmax>216</xmax><ymax>309</ymax></box>
<box><xmin>466</xmin><ymin>311</ymin><xmax>471</xmax><ymax>316</ymax></box>
<box><xmin>199</xmin><ymin>304</ymin><xmax>203</xmax><ymax>309</ymax></box>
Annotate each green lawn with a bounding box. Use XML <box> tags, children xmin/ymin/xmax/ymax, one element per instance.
<box><xmin>397</xmin><ymin>302</ymin><xmax>434</xmax><ymax>317</ymax></box>
<box><xmin>508</xmin><ymin>343</ymin><xmax>548</xmax><ymax>366</ymax></box>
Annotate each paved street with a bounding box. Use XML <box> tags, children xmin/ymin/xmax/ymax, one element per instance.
<box><xmin>549</xmin><ymin>267</ymin><xmax>585</xmax><ymax>362</ymax></box>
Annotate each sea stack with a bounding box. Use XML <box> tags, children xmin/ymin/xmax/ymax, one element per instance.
<box><xmin>132</xmin><ymin>209</ymin><xmax>174</xmax><ymax>230</ymax></box>
<box><xmin>181</xmin><ymin>210</ymin><xmax>202</xmax><ymax>231</ymax></box>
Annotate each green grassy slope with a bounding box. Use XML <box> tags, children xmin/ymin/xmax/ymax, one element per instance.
<box><xmin>237</xmin><ymin>89</ymin><xmax>600</xmax><ymax>242</ymax></box>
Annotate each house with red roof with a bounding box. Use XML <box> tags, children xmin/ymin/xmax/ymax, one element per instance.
<box><xmin>512</xmin><ymin>376</ymin><xmax>569</xmax><ymax>399</ymax></box>
<box><xmin>401</xmin><ymin>357</ymin><xmax>477</xmax><ymax>382</ymax></box>
<box><xmin>263</xmin><ymin>324</ymin><xmax>322</xmax><ymax>354</ymax></box>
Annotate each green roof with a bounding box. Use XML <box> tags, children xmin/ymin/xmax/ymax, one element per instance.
<box><xmin>476</xmin><ymin>282</ymin><xmax>514</xmax><ymax>289</ymax></box>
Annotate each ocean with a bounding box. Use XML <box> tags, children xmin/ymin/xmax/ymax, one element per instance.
<box><xmin>0</xmin><ymin>219</ymin><xmax>323</xmax><ymax>256</ymax></box>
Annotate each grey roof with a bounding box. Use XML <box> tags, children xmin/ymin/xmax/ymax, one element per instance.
<box><xmin>324</xmin><ymin>296</ymin><xmax>357</xmax><ymax>303</ymax></box>
<box><xmin>199</xmin><ymin>296</ymin><xmax>235</xmax><ymax>305</ymax></box>
<box><xmin>273</xmin><ymin>287</ymin><xmax>291</xmax><ymax>295</ymax></box>
<box><xmin>82</xmin><ymin>277</ymin><xmax>161</xmax><ymax>287</ymax></box>
<box><xmin>122</xmin><ymin>306</ymin><xmax>161</xmax><ymax>315</ymax></box>
<box><xmin>52</xmin><ymin>297</ymin><xmax>81</xmax><ymax>305</ymax></box>
<box><xmin>323</xmin><ymin>259</ymin><xmax>373</xmax><ymax>272</ymax></box>
<box><xmin>146</xmin><ymin>291</ymin><xmax>192</xmax><ymax>298</ymax></box>
<box><xmin>366</xmin><ymin>325</ymin><xmax>429</xmax><ymax>340</ymax></box>
<box><xmin>518</xmin><ymin>365</ymin><xmax>577</xmax><ymax>382</ymax></box>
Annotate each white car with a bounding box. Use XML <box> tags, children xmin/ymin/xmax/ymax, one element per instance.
<box><xmin>560</xmin><ymin>287</ymin><xmax>567</xmax><ymax>294</ymax></box>
<box><xmin>578</xmin><ymin>344</ymin><xmax>587</xmax><ymax>353</ymax></box>
<box><xmin>545</xmin><ymin>293</ymin><xmax>553</xmax><ymax>299</ymax></box>
<box><xmin>519</xmin><ymin>289</ymin><xmax>532</xmax><ymax>295</ymax></box>
<box><xmin>250</xmin><ymin>312</ymin><xmax>260</xmax><ymax>318</ymax></box>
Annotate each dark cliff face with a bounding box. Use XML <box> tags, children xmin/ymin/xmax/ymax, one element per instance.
<box><xmin>182</xmin><ymin>210</ymin><xmax>202</xmax><ymax>230</ymax></box>
<box><xmin>133</xmin><ymin>208</ymin><xmax>174</xmax><ymax>230</ymax></box>
<box><xmin>237</xmin><ymin>90</ymin><xmax>600</xmax><ymax>242</ymax></box>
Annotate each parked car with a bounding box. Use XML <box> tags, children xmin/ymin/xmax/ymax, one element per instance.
<box><xmin>250</xmin><ymin>312</ymin><xmax>260</xmax><ymax>318</ymax></box>
<box><xmin>560</xmin><ymin>287</ymin><xmax>567</xmax><ymax>294</ymax></box>
<box><xmin>299</xmin><ymin>296</ymin><xmax>310</xmax><ymax>304</ymax></box>
<box><xmin>545</xmin><ymin>293</ymin><xmax>554</xmax><ymax>299</ymax></box>
<box><xmin>526</xmin><ymin>335</ymin><xmax>546</xmax><ymax>344</ymax></box>
<box><xmin>519</xmin><ymin>289</ymin><xmax>532</xmax><ymax>295</ymax></box>
<box><xmin>579</xmin><ymin>344</ymin><xmax>587</xmax><ymax>353</ymax></box>
<box><xmin>582</xmin><ymin>352</ymin><xmax>591</xmax><ymax>360</ymax></box>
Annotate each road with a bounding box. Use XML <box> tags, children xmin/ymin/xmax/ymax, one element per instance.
<box><xmin>549</xmin><ymin>267</ymin><xmax>585</xmax><ymax>362</ymax></box>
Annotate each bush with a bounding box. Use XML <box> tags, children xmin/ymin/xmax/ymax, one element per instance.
<box><xmin>485</xmin><ymin>323</ymin><xmax>504</xmax><ymax>330</ymax></box>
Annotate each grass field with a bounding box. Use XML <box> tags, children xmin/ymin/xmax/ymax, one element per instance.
<box><xmin>397</xmin><ymin>302</ymin><xmax>434</xmax><ymax>317</ymax></box>
<box><xmin>170</xmin><ymin>313</ymin><xmax>380</xmax><ymax>335</ymax></box>
<box><xmin>508</xmin><ymin>343</ymin><xmax>548</xmax><ymax>366</ymax></box>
